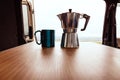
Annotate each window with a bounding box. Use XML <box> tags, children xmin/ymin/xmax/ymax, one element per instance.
<box><xmin>34</xmin><ymin>0</ymin><xmax>120</xmax><ymax>42</ymax></box>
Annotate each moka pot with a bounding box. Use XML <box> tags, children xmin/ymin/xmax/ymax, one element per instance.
<box><xmin>57</xmin><ymin>9</ymin><xmax>90</xmax><ymax>48</ymax></box>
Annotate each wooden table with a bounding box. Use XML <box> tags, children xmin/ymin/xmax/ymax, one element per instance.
<box><xmin>0</xmin><ymin>42</ymin><xmax>120</xmax><ymax>80</ymax></box>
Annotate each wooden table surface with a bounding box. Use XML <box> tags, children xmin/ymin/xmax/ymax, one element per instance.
<box><xmin>0</xmin><ymin>42</ymin><xmax>120</xmax><ymax>80</ymax></box>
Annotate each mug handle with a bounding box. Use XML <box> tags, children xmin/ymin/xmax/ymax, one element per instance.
<box><xmin>34</xmin><ymin>30</ymin><xmax>41</xmax><ymax>45</ymax></box>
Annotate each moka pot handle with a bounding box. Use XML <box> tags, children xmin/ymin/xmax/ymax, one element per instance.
<box><xmin>81</xmin><ymin>14</ymin><xmax>90</xmax><ymax>31</ymax></box>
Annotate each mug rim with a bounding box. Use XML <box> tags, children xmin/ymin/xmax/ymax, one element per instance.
<box><xmin>41</xmin><ymin>29</ymin><xmax>55</xmax><ymax>31</ymax></box>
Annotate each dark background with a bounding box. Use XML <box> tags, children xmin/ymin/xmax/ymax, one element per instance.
<box><xmin>0</xmin><ymin>0</ymin><xmax>26</xmax><ymax>51</ymax></box>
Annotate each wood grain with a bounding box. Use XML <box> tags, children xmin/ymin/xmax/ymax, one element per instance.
<box><xmin>0</xmin><ymin>42</ymin><xmax>120</xmax><ymax>80</ymax></box>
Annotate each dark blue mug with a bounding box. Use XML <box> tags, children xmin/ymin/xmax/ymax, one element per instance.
<box><xmin>34</xmin><ymin>29</ymin><xmax>55</xmax><ymax>48</ymax></box>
